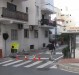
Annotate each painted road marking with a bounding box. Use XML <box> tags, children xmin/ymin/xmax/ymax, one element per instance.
<box><xmin>45</xmin><ymin>51</ymin><xmax>62</xmax><ymax>54</ymax></box>
<box><xmin>54</xmin><ymin>55</ymin><xmax>63</xmax><ymax>61</ymax></box>
<box><xmin>2</xmin><ymin>60</ymin><xmax>23</xmax><ymax>66</ymax></box>
<box><xmin>56</xmin><ymin>52</ymin><xmax>62</xmax><ymax>54</ymax></box>
<box><xmin>28</xmin><ymin>58</ymin><xmax>49</xmax><ymax>60</ymax></box>
<box><xmin>13</xmin><ymin>60</ymin><xmax>32</xmax><ymax>67</ymax></box>
<box><xmin>50</xmin><ymin>65</ymin><xmax>57</xmax><ymax>69</ymax></box>
<box><xmin>37</xmin><ymin>61</ymin><xmax>53</xmax><ymax>68</ymax></box>
<box><xmin>24</xmin><ymin>61</ymin><xmax>42</xmax><ymax>68</ymax></box>
<box><xmin>0</xmin><ymin>60</ymin><xmax>13</xmax><ymax>65</ymax></box>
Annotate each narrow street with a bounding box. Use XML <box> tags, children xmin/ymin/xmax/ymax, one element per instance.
<box><xmin>0</xmin><ymin>45</ymin><xmax>79</xmax><ymax>75</ymax></box>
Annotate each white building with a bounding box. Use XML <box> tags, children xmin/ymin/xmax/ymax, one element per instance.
<box><xmin>0</xmin><ymin>0</ymin><xmax>57</xmax><ymax>57</ymax></box>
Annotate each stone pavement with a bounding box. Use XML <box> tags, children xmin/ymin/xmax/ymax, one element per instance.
<box><xmin>58</xmin><ymin>58</ymin><xmax>79</xmax><ymax>73</ymax></box>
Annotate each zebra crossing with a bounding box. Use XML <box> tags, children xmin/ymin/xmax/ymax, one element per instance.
<box><xmin>39</xmin><ymin>51</ymin><xmax>62</xmax><ymax>55</ymax></box>
<box><xmin>0</xmin><ymin>59</ymin><xmax>57</xmax><ymax>69</ymax></box>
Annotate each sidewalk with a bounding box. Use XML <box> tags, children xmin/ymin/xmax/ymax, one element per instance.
<box><xmin>18</xmin><ymin>45</ymin><xmax>67</xmax><ymax>56</ymax></box>
<box><xmin>58</xmin><ymin>58</ymin><xmax>79</xmax><ymax>73</ymax></box>
<box><xmin>8</xmin><ymin>45</ymin><xmax>67</xmax><ymax>59</ymax></box>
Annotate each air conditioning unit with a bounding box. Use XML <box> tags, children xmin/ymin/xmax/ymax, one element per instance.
<box><xmin>29</xmin><ymin>25</ymin><xmax>34</xmax><ymax>31</ymax></box>
<box><xmin>18</xmin><ymin>24</ymin><xmax>23</xmax><ymax>29</ymax></box>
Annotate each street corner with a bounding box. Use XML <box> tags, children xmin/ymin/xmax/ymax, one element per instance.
<box><xmin>58</xmin><ymin>63</ymin><xmax>79</xmax><ymax>74</ymax></box>
<box><xmin>57</xmin><ymin>58</ymin><xmax>79</xmax><ymax>74</ymax></box>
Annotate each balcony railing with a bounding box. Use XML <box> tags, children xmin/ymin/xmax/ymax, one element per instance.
<box><xmin>1</xmin><ymin>7</ymin><xmax>28</xmax><ymax>21</ymax></box>
<box><xmin>41</xmin><ymin>19</ymin><xmax>56</xmax><ymax>27</ymax></box>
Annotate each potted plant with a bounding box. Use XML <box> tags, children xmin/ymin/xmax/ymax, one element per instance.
<box><xmin>62</xmin><ymin>46</ymin><xmax>71</xmax><ymax>58</ymax></box>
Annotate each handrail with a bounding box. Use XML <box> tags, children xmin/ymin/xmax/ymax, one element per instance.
<box><xmin>2</xmin><ymin>7</ymin><xmax>28</xmax><ymax>21</ymax></box>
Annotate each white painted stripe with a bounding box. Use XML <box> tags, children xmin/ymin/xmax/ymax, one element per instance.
<box><xmin>45</xmin><ymin>51</ymin><xmax>50</xmax><ymax>54</ymax></box>
<box><xmin>24</xmin><ymin>61</ymin><xmax>42</xmax><ymax>68</ymax></box>
<box><xmin>2</xmin><ymin>60</ymin><xmax>23</xmax><ymax>66</ymax></box>
<box><xmin>37</xmin><ymin>61</ymin><xmax>53</xmax><ymax>68</ymax></box>
<box><xmin>0</xmin><ymin>60</ymin><xmax>13</xmax><ymax>65</ymax></box>
<box><xmin>13</xmin><ymin>60</ymin><xmax>32</xmax><ymax>67</ymax></box>
<box><xmin>41</xmin><ymin>58</ymin><xmax>49</xmax><ymax>59</ymax></box>
<box><xmin>50</xmin><ymin>65</ymin><xmax>57</xmax><ymax>69</ymax></box>
<box><xmin>39</xmin><ymin>52</ymin><xmax>43</xmax><ymax>54</ymax></box>
<box><xmin>56</xmin><ymin>52</ymin><xmax>62</xmax><ymax>54</ymax></box>
<box><xmin>44</xmin><ymin>51</ymin><xmax>62</xmax><ymax>54</ymax></box>
<box><xmin>54</xmin><ymin>55</ymin><xmax>63</xmax><ymax>61</ymax></box>
<box><xmin>29</xmin><ymin>58</ymin><xmax>49</xmax><ymax>60</ymax></box>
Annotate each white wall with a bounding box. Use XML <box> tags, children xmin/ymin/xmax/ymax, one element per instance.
<box><xmin>0</xmin><ymin>0</ymin><xmax>27</xmax><ymax>13</ymax></box>
<box><xmin>0</xmin><ymin>0</ymin><xmax>51</xmax><ymax>57</ymax></box>
<box><xmin>41</xmin><ymin>0</ymin><xmax>54</xmax><ymax>11</ymax></box>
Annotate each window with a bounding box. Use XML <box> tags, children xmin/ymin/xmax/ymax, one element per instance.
<box><xmin>70</xmin><ymin>14</ymin><xmax>71</xmax><ymax>16</ymax></box>
<box><xmin>11</xmin><ymin>29</ymin><xmax>18</xmax><ymax>40</ymax></box>
<box><xmin>61</xmin><ymin>9</ymin><xmax>62</xmax><ymax>11</ymax></box>
<box><xmin>36</xmin><ymin>6</ymin><xmax>39</xmax><ymax>16</ymax></box>
<box><xmin>30</xmin><ymin>45</ymin><xmax>34</xmax><ymax>49</ymax></box>
<box><xmin>45</xmin><ymin>30</ymin><xmax>48</xmax><ymax>38</ymax></box>
<box><xmin>24</xmin><ymin>29</ymin><xmax>29</xmax><ymax>38</ymax></box>
<box><xmin>26</xmin><ymin>7</ymin><xmax>28</xmax><ymax>13</ymax></box>
<box><xmin>61</xmin><ymin>15</ymin><xmax>64</xmax><ymax>16</ymax></box>
<box><xmin>7</xmin><ymin>2</ymin><xmax>16</xmax><ymax>11</ymax></box>
<box><xmin>66</xmin><ymin>21</ymin><xmax>68</xmax><ymax>23</ymax></box>
<box><xmin>34</xmin><ymin>30</ymin><xmax>38</xmax><ymax>38</ymax></box>
<box><xmin>43</xmin><ymin>43</ymin><xmax>46</xmax><ymax>47</ymax></box>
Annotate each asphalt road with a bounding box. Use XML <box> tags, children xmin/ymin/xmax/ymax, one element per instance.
<box><xmin>0</xmin><ymin>45</ymin><xmax>79</xmax><ymax>75</ymax></box>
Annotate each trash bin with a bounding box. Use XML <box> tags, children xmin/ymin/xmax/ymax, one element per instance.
<box><xmin>11</xmin><ymin>46</ymin><xmax>17</xmax><ymax>53</ymax></box>
<box><xmin>10</xmin><ymin>42</ymin><xmax>19</xmax><ymax>53</ymax></box>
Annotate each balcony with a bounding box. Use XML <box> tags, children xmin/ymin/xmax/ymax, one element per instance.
<box><xmin>40</xmin><ymin>19</ymin><xmax>56</xmax><ymax>28</ymax></box>
<box><xmin>0</xmin><ymin>7</ymin><xmax>28</xmax><ymax>21</ymax></box>
<box><xmin>41</xmin><ymin>4</ymin><xmax>54</xmax><ymax>14</ymax></box>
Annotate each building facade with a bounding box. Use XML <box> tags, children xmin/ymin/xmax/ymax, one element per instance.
<box><xmin>0</xmin><ymin>0</ymin><xmax>56</xmax><ymax>57</ymax></box>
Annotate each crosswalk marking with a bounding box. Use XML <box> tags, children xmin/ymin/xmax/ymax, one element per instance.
<box><xmin>37</xmin><ymin>61</ymin><xmax>53</xmax><ymax>68</ymax></box>
<box><xmin>24</xmin><ymin>61</ymin><xmax>42</xmax><ymax>68</ymax></box>
<box><xmin>13</xmin><ymin>60</ymin><xmax>32</xmax><ymax>67</ymax></box>
<box><xmin>40</xmin><ymin>51</ymin><xmax>62</xmax><ymax>55</ymax></box>
<box><xmin>2</xmin><ymin>60</ymin><xmax>23</xmax><ymax>66</ymax></box>
<box><xmin>0</xmin><ymin>60</ymin><xmax>58</xmax><ymax>69</ymax></box>
<box><xmin>50</xmin><ymin>65</ymin><xmax>57</xmax><ymax>69</ymax></box>
<box><xmin>0</xmin><ymin>60</ymin><xmax>13</xmax><ymax>65</ymax></box>
<box><xmin>40</xmin><ymin>58</ymin><xmax>49</xmax><ymax>59</ymax></box>
<box><xmin>56</xmin><ymin>52</ymin><xmax>62</xmax><ymax>54</ymax></box>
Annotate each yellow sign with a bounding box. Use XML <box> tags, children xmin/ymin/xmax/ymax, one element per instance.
<box><xmin>11</xmin><ymin>42</ymin><xmax>20</xmax><ymax>50</ymax></box>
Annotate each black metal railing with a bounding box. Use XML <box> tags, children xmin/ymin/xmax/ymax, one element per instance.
<box><xmin>1</xmin><ymin>7</ymin><xmax>28</xmax><ymax>21</ymax></box>
<box><xmin>41</xmin><ymin>19</ymin><xmax>49</xmax><ymax>25</ymax></box>
<box><xmin>41</xmin><ymin>19</ymin><xmax>56</xmax><ymax>27</ymax></box>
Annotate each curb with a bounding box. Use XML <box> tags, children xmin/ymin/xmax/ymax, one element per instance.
<box><xmin>58</xmin><ymin>64</ymin><xmax>79</xmax><ymax>73</ymax></box>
